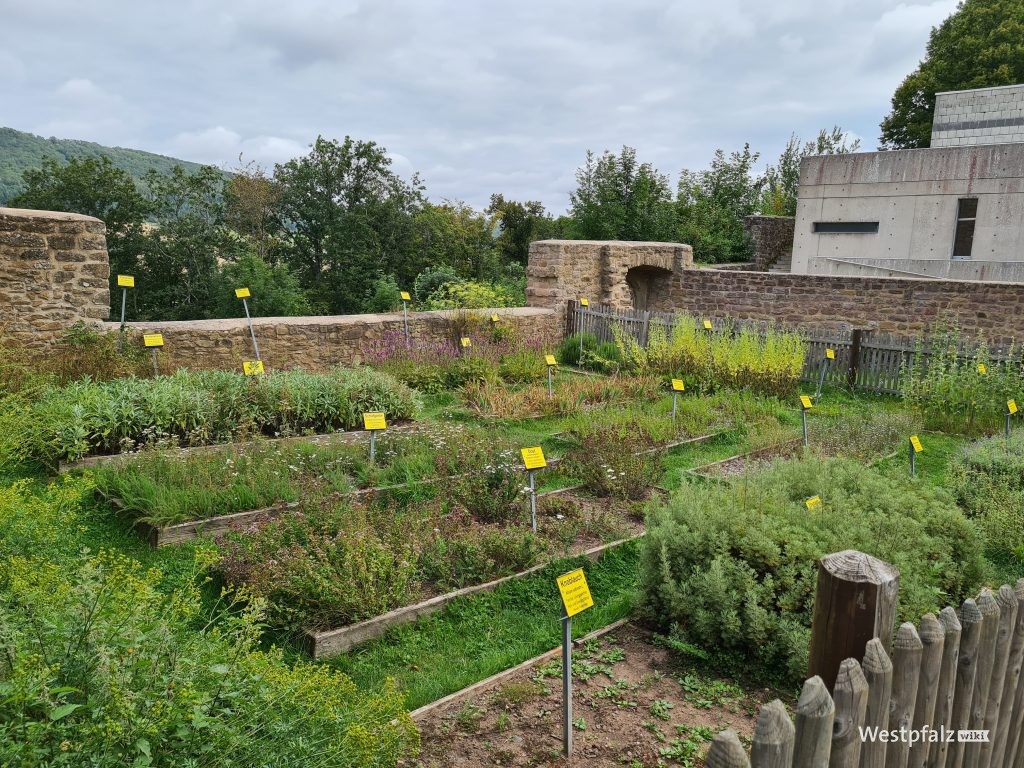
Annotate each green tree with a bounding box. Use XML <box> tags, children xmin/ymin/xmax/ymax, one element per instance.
<box><xmin>136</xmin><ymin>165</ymin><xmax>236</xmax><ymax>320</ymax></box>
<box><xmin>486</xmin><ymin>194</ymin><xmax>556</xmax><ymax>265</ymax></box>
<box><xmin>212</xmin><ymin>252</ymin><xmax>311</xmax><ymax>318</ymax></box>
<box><xmin>9</xmin><ymin>156</ymin><xmax>151</xmax><ymax>316</ymax></box>
<box><xmin>760</xmin><ymin>128</ymin><xmax>860</xmax><ymax>216</ymax></box>
<box><xmin>880</xmin><ymin>0</ymin><xmax>1024</xmax><ymax>149</ymax></box>
<box><xmin>410</xmin><ymin>201</ymin><xmax>496</xmax><ymax>282</ymax></box>
<box><xmin>676</xmin><ymin>145</ymin><xmax>761</xmax><ymax>263</ymax></box>
<box><xmin>225</xmin><ymin>160</ymin><xmax>283</xmax><ymax>261</ymax></box>
<box><xmin>273</xmin><ymin>136</ymin><xmax>424</xmax><ymax>313</ymax></box>
<box><xmin>568</xmin><ymin>147</ymin><xmax>676</xmax><ymax>241</ymax></box>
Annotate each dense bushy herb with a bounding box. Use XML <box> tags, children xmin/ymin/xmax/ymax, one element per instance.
<box><xmin>613</xmin><ymin>315</ymin><xmax>805</xmax><ymax>397</ymax></box>
<box><xmin>902</xmin><ymin>322</ymin><xmax>1024</xmax><ymax>435</ymax></box>
<box><xmin>949</xmin><ymin>434</ymin><xmax>1024</xmax><ymax>559</ymax></box>
<box><xmin>0</xmin><ymin>478</ymin><xmax>418</xmax><ymax>767</ymax></box>
<box><xmin>813</xmin><ymin>408</ymin><xmax>921</xmax><ymax>461</ymax></box>
<box><xmin>563</xmin><ymin>425</ymin><xmax>662</xmax><ymax>500</ymax></box>
<box><xmin>641</xmin><ymin>456</ymin><xmax>985</xmax><ymax>681</ymax></box>
<box><xmin>24</xmin><ymin>366</ymin><xmax>420</xmax><ymax>467</ymax></box>
<box><xmin>463</xmin><ymin>374</ymin><xmax>663</xmax><ymax>419</ymax></box>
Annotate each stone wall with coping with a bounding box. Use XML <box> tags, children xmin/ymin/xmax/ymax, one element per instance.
<box><xmin>0</xmin><ymin>207</ymin><xmax>110</xmax><ymax>346</ymax></box>
<box><xmin>104</xmin><ymin>307</ymin><xmax>560</xmax><ymax>372</ymax></box>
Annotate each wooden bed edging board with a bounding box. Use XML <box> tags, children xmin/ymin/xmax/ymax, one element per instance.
<box><xmin>685</xmin><ymin>437</ymin><xmax>804</xmax><ymax>479</ymax></box>
<box><xmin>303</xmin><ymin>534</ymin><xmax>644</xmax><ymax>659</ymax></box>
<box><xmin>408</xmin><ymin>618</ymin><xmax>632</xmax><ymax>720</ymax></box>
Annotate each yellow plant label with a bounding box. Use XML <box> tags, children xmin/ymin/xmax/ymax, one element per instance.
<box><xmin>460</xmin><ymin>337</ymin><xmax>472</xmax><ymax>348</ymax></box>
<box><xmin>978</xmin><ymin>363</ymin><xmax>988</xmax><ymax>375</ymax></box>
<box><xmin>491</xmin><ymin>314</ymin><xmax>499</xmax><ymax>323</ymax></box>
<box><xmin>805</xmin><ymin>496</ymin><xmax>822</xmax><ymax>510</ymax></box>
<box><xmin>243</xmin><ymin>360</ymin><xmax>264</xmax><ymax>376</ymax></box>
<box><xmin>363</xmin><ymin>412</ymin><xmax>387</xmax><ymax>431</ymax></box>
<box><xmin>143</xmin><ymin>333</ymin><xmax>164</xmax><ymax>348</ymax></box>
<box><xmin>235</xmin><ymin>287</ymin><xmax>251</xmax><ymax>299</ymax></box>
<box><xmin>703</xmin><ymin>319</ymin><xmax>713</xmax><ymax>330</ymax></box>
<box><xmin>521</xmin><ymin>446</ymin><xmax>547</xmax><ymax>470</ymax></box>
<box><xmin>580</xmin><ymin>297</ymin><xmax>589</xmax><ymax>307</ymax></box>
<box><xmin>400</xmin><ymin>291</ymin><xmax>411</xmax><ymax>301</ymax></box>
<box><xmin>671</xmin><ymin>379</ymin><xmax>685</xmax><ymax>392</ymax></box>
<box><xmin>1010</xmin><ymin>399</ymin><xmax>1019</xmax><ymax>415</ymax></box>
<box><xmin>117</xmin><ymin>274</ymin><xmax>135</xmax><ymax>288</ymax></box>
<box><xmin>826</xmin><ymin>348</ymin><xmax>836</xmax><ymax>360</ymax></box>
<box><xmin>800</xmin><ymin>395</ymin><xmax>813</xmax><ymax>410</ymax></box>
<box><xmin>545</xmin><ymin>354</ymin><xmax>557</xmax><ymax>366</ymax></box>
<box><xmin>557</xmin><ymin>568</ymin><xmax>594</xmax><ymax>618</ymax></box>
<box><xmin>910</xmin><ymin>435</ymin><xmax>923</xmax><ymax>453</ymax></box>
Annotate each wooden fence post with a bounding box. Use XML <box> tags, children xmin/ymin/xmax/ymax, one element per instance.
<box><xmin>926</xmin><ymin>607</ymin><xmax>962</xmax><ymax>768</ymax></box>
<box><xmin>831</xmin><ymin>658</ymin><xmax>869</xmax><ymax>768</ymax></box>
<box><xmin>706</xmin><ymin>730</ymin><xmax>751</xmax><ymax>768</ymax></box>
<box><xmin>847</xmin><ymin>329</ymin><xmax>864</xmax><ymax>388</ymax></box>
<box><xmin>751</xmin><ymin>699</ymin><xmax>794</xmax><ymax>768</ymax></box>
<box><xmin>980</xmin><ymin>586</ymin><xmax>1019</xmax><ymax>768</ymax></box>
<box><xmin>809</xmin><ymin>550</ymin><xmax>900</xmax><ymax>691</ymax></box>
<box><xmin>565</xmin><ymin>299</ymin><xmax>576</xmax><ymax>338</ymax></box>
<box><xmin>963</xmin><ymin>591</ymin><xmax>1001</xmax><ymax>768</ymax></box>
<box><xmin>794</xmin><ymin>676</ymin><xmax>834</xmax><ymax>768</ymax></box>
<box><xmin>861</xmin><ymin>638</ymin><xmax>893</xmax><ymax>768</ymax></box>
<box><xmin>909</xmin><ymin>614</ymin><xmax>945</xmax><ymax>768</ymax></box>
<box><xmin>998</xmin><ymin>580</ymin><xmax>1024</xmax><ymax>768</ymax></box>
<box><xmin>948</xmin><ymin>598</ymin><xmax>983</xmax><ymax>768</ymax></box>
<box><xmin>886</xmin><ymin>622</ymin><xmax>923</xmax><ymax>768</ymax></box>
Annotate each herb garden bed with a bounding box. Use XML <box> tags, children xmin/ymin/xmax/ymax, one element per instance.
<box><xmin>687</xmin><ymin>438</ymin><xmax>804</xmax><ymax>479</ymax></box>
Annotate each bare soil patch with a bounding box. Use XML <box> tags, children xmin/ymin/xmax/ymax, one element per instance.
<box><xmin>405</xmin><ymin>624</ymin><xmax>782</xmax><ymax>767</ymax></box>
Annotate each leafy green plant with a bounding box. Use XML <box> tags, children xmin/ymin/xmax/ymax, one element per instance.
<box><xmin>556</xmin><ymin>332</ymin><xmax>598</xmax><ymax>367</ymax></box>
<box><xmin>949</xmin><ymin>433</ymin><xmax>1024</xmax><ymax>558</ymax></box>
<box><xmin>563</xmin><ymin>424</ymin><xmax>662</xmax><ymax>500</ymax></box>
<box><xmin>641</xmin><ymin>456</ymin><xmax>985</xmax><ymax>682</ymax></box>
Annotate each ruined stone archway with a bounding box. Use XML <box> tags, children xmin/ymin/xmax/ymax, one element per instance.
<box><xmin>625</xmin><ymin>265</ymin><xmax>673</xmax><ymax>311</ymax></box>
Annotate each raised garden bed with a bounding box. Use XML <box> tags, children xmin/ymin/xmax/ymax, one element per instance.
<box><xmin>405</xmin><ymin>622</ymin><xmax>776</xmax><ymax>767</ymax></box>
<box><xmin>687</xmin><ymin>438</ymin><xmax>804</xmax><ymax>479</ymax></box>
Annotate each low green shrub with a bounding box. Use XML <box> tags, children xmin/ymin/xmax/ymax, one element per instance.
<box><xmin>563</xmin><ymin>425</ymin><xmax>662</xmax><ymax>500</ymax></box>
<box><xmin>0</xmin><ymin>479</ymin><xmax>418</xmax><ymax>767</ymax></box>
<box><xmin>813</xmin><ymin>407</ymin><xmax>921</xmax><ymax>462</ymax></box>
<box><xmin>556</xmin><ymin>333</ymin><xmax>598</xmax><ymax>367</ymax></box>
<box><xmin>24</xmin><ymin>366</ymin><xmax>421</xmax><ymax>467</ymax></box>
<box><xmin>640</xmin><ymin>456</ymin><xmax>985</xmax><ymax>682</ymax></box>
<box><xmin>949</xmin><ymin>433</ymin><xmax>1024</xmax><ymax>559</ymax></box>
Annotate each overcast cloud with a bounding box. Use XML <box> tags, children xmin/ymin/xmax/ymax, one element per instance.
<box><xmin>0</xmin><ymin>0</ymin><xmax>957</xmax><ymax>212</ymax></box>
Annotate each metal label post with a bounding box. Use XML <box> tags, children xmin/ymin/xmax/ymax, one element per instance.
<box><xmin>815</xmin><ymin>356</ymin><xmax>831</xmax><ymax>400</ymax></box>
<box><xmin>369</xmin><ymin>429</ymin><xmax>377</xmax><ymax>464</ymax></box>
<box><xmin>562</xmin><ymin>615</ymin><xmax>573</xmax><ymax>757</ymax></box>
<box><xmin>528</xmin><ymin>469</ymin><xmax>537</xmax><ymax>533</ymax></box>
<box><xmin>909</xmin><ymin>439</ymin><xmax>916</xmax><ymax>477</ymax></box>
<box><xmin>151</xmin><ymin>348</ymin><xmax>159</xmax><ymax>377</ymax></box>
<box><xmin>547</xmin><ymin>365</ymin><xmax>553</xmax><ymax>398</ymax></box>
<box><xmin>402</xmin><ymin>300</ymin><xmax>410</xmax><ymax>345</ymax></box>
<box><xmin>802</xmin><ymin>408</ymin><xmax>808</xmax><ymax>447</ymax></box>
<box><xmin>672</xmin><ymin>392</ymin><xmax>678</xmax><ymax>421</ymax></box>
<box><xmin>241</xmin><ymin>297</ymin><xmax>261</xmax><ymax>361</ymax></box>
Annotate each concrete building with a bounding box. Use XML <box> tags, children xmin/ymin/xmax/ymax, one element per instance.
<box><xmin>792</xmin><ymin>84</ymin><xmax>1024</xmax><ymax>282</ymax></box>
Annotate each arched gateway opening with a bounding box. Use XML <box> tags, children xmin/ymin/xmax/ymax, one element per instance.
<box><xmin>625</xmin><ymin>265</ymin><xmax>672</xmax><ymax>311</ymax></box>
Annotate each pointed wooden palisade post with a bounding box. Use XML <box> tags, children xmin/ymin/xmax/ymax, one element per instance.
<box><xmin>750</xmin><ymin>699</ymin><xmax>794</xmax><ymax>768</ymax></box>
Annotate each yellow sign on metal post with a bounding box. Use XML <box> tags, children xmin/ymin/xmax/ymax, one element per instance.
<box><xmin>909</xmin><ymin>434</ymin><xmax>923</xmax><ymax>477</ymax></box>
<box><xmin>545</xmin><ymin>355</ymin><xmax>557</xmax><ymax>366</ymax></box>
<box><xmin>703</xmin><ymin>319</ymin><xmax>713</xmax><ymax>331</ymax></box>
<box><xmin>800</xmin><ymin>395</ymin><xmax>813</xmax><ymax>410</ymax></box>
<box><xmin>460</xmin><ymin>337</ymin><xmax>472</xmax><ymax>348</ymax></box>
<box><xmin>800</xmin><ymin>395</ymin><xmax>813</xmax><ymax>447</ymax></box>
<box><xmin>579</xmin><ymin>297</ymin><xmax>589</xmax><ymax>307</ymax></box>
<box><xmin>806</xmin><ymin>496</ymin><xmax>822</xmax><ymax>510</ymax></box>
<box><xmin>1010</xmin><ymin>400</ymin><xmax>1019</xmax><ymax>415</ymax></box>
<box><xmin>117</xmin><ymin>275</ymin><xmax>135</xmax><ymax>288</ymax></box>
<box><xmin>521</xmin><ymin>446</ymin><xmax>547</xmax><ymax>470</ymax></box>
<box><xmin>400</xmin><ymin>291</ymin><xmax>411</xmax><ymax>301</ymax></box>
<box><xmin>910</xmin><ymin>435</ymin><xmax>923</xmax><ymax>453</ymax></box>
<box><xmin>671</xmin><ymin>379</ymin><xmax>685</xmax><ymax>392</ymax></box>
<box><xmin>243</xmin><ymin>360</ymin><xmax>264</xmax><ymax>376</ymax></box>
<box><xmin>826</xmin><ymin>348</ymin><xmax>835</xmax><ymax>360</ymax></box>
<box><xmin>143</xmin><ymin>334</ymin><xmax>164</xmax><ymax>348</ymax></box>
<box><xmin>557</xmin><ymin>568</ymin><xmax>594</xmax><ymax>618</ymax></box>
<box><xmin>363</xmin><ymin>412</ymin><xmax>387</xmax><ymax>431</ymax></box>
<box><xmin>235</xmin><ymin>287</ymin><xmax>251</xmax><ymax>299</ymax></box>
<box><xmin>490</xmin><ymin>314</ymin><xmax>499</xmax><ymax>323</ymax></box>
<box><xmin>978</xmin><ymin>363</ymin><xmax>988</xmax><ymax>375</ymax></box>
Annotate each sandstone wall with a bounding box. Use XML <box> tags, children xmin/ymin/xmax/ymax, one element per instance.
<box><xmin>0</xmin><ymin>207</ymin><xmax>110</xmax><ymax>346</ymax></box>
<box><xmin>744</xmin><ymin>215</ymin><xmax>794</xmax><ymax>271</ymax></box>
<box><xmin>654</xmin><ymin>268</ymin><xmax>1024</xmax><ymax>342</ymax></box>
<box><xmin>105</xmin><ymin>307</ymin><xmax>560</xmax><ymax>372</ymax></box>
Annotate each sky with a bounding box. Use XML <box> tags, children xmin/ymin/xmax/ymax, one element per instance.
<box><xmin>0</xmin><ymin>0</ymin><xmax>959</xmax><ymax>213</ymax></box>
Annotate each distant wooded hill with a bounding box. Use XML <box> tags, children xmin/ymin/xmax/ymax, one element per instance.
<box><xmin>0</xmin><ymin>126</ymin><xmax>213</xmax><ymax>204</ymax></box>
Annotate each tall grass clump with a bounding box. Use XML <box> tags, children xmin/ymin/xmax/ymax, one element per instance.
<box><xmin>614</xmin><ymin>314</ymin><xmax>805</xmax><ymax>398</ymax></box>
<box><xmin>640</xmin><ymin>456</ymin><xmax>985</xmax><ymax>682</ymax></box>
<box><xmin>24</xmin><ymin>366</ymin><xmax>420</xmax><ymax>467</ymax></box>
<box><xmin>948</xmin><ymin>433</ymin><xmax>1024</xmax><ymax>560</ymax></box>
<box><xmin>902</xmin><ymin>322</ymin><xmax>1024</xmax><ymax>435</ymax></box>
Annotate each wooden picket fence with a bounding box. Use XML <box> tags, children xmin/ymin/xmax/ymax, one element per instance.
<box><xmin>567</xmin><ymin>301</ymin><xmax>1019</xmax><ymax>396</ymax></box>
<box><xmin>707</xmin><ymin>581</ymin><xmax>1024</xmax><ymax>768</ymax></box>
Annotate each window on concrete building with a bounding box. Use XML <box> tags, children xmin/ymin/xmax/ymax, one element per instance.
<box><xmin>952</xmin><ymin>198</ymin><xmax>977</xmax><ymax>259</ymax></box>
<box><xmin>812</xmin><ymin>222</ymin><xmax>879</xmax><ymax>234</ymax></box>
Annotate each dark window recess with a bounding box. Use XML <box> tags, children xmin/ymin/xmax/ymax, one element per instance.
<box><xmin>813</xmin><ymin>221</ymin><xmax>880</xmax><ymax>234</ymax></box>
<box><xmin>953</xmin><ymin>198</ymin><xmax>978</xmax><ymax>258</ymax></box>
